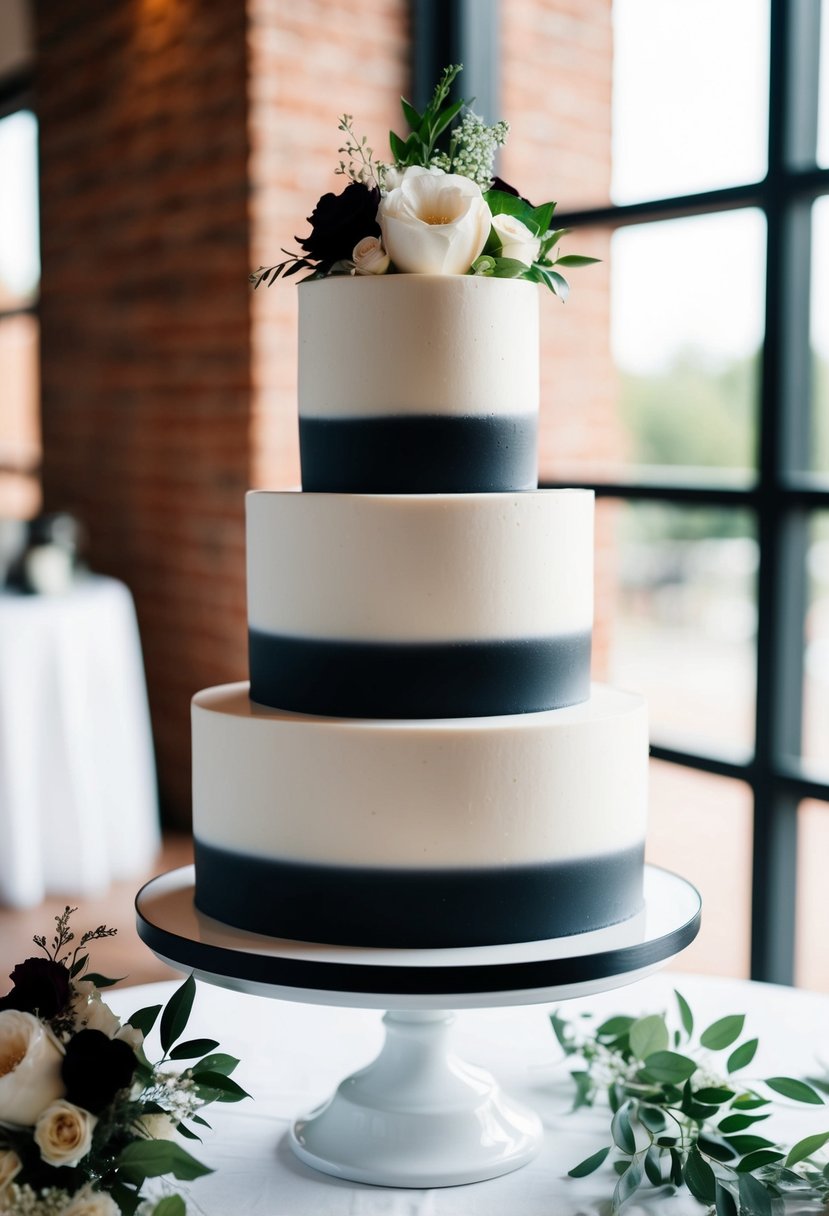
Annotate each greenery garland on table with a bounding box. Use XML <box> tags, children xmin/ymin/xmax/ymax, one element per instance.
<box><xmin>553</xmin><ymin>991</ymin><xmax>829</xmax><ymax>1214</ymax></box>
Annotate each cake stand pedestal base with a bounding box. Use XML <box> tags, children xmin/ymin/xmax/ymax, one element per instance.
<box><xmin>136</xmin><ymin>864</ymin><xmax>701</xmax><ymax>1189</ymax></box>
<box><xmin>291</xmin><ymin>1008</ymin><xmax>542</xmax><ymax>1187</ymax></box>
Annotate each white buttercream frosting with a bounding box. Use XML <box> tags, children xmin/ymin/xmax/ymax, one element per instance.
<box><xmin>298</xmin><ymin>275</ymin><xmax>539</xmax><ymax>419</ymax></box>
<box><xmin>247</xmin><ymin>488</ymin><xmax>593</xmax><ymax>641</ymax></box>
<box><xmin>192</xmin><ymin>683</ymin><xmax>648</xmax><ymax>867</ymax></box>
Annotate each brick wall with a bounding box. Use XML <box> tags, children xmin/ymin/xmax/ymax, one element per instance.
<box><xmin>34</xmin><ymin>0</ymin><xmax>612</xmax><ymax>825</ymax></box>
<box><xmin>36</xmin><ymin>1</ymin><xmax>252</xmax><ymax>823</ymax></box>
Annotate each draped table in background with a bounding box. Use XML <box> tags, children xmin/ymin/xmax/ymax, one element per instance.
<box><xmin>0</xmin><ymin>574</ymin><xmax>160</xmax><ymax>906</ymax></box>
<box><xmin>108</xmin><ymin>972</ymin><xmax>829</xmax><ymax>1216</ymax></box>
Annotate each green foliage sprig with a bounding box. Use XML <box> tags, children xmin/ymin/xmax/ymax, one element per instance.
<box><xmin>553</xmin><ymin>991</ymin><xmax>829</xmax><ymax>1215</ymax></box>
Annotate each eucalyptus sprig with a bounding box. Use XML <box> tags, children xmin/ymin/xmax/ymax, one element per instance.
<box><xmin>553</xmin><ymin>992</ymin><xmax>829</xmax><ymax>1215</ymax></box>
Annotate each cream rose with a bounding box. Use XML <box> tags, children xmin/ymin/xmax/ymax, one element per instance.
<box><xmin>61</xmin><ymin>1184</ymin><xmax>120</xmax><ymax>1216</ymax></box>
<box><xmin>0</xmin><ymin>1150</ymin><xmax>22</xmax><ymax>1196</ymax></box>
<box><xmin>136</xmin><ymin>1111</ymin><xmax>177</xmax><ymax>1141</ymax></box>
<box><xmin>378</xmin><ymin>168</ymin><xmax>492</xmax><ymax>275</ymax></box>
<box><xmin>352</xmin><ymin>235</ymin><xmax>390</xmax><ymax>275</ymax></box>
<box><xmin>71</xmin><ymin>982</ymin><xmax>122</xmax><ymax>1039</ymax></box>
<box><xmin>0</xmin><ymin>1010</ymin><xmax>65</xmax><ymax>1126</ymax></box>
<box><xmin>491</xmin><ymin>213</ymin><xmax>540</xmax><ymax>267</ymax></box>
<box><xmin>34</xmin><ymin>1099</ymin><xmax>97</xmax><ymax>1168</ymax></box>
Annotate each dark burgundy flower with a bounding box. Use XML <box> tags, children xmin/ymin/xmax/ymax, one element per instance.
<box><xmin>62</xmin><ymin>1029</ymin><xmax>137</xmax><ymax>1114</ymax></box>
<box><xmin>0</xmin><ymin>957</ymin><xmax>71</xmax><ymax>1018</ymax></box>
<box><xmin>297</xmin><ymin>181</ymin><xmax>381</xmax><ymax>273</ymax></box>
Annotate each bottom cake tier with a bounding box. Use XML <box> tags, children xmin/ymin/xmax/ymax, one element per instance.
<box><xmin>191</xmin><ymin>683</ymin><xmax>648</xmax><ymax>948</ymax></box>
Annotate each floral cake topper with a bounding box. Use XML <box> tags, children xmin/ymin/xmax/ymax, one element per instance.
<box><xmin>251</xmin><ymin>65</ymin><xmax>597</xmax><ymax>297</ymax></box>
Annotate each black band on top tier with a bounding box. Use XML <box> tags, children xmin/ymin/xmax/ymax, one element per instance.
<box><xmin>248</xmin><ymin>630</ymin><xmax>591</xmax><ymax>718</ymax></box>
<box><xmin>194</xmin><ymin>840</ymin><xmax>646</xmax><ymax>948</ymax></box>
<box><xmin>299</xmin><ymin>413</ymin><xmax>538</xmax><ymax>493</ymax></box>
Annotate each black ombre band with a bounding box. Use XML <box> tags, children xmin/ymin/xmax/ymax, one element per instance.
<box><xmin>248</xmin><ymin>630</ymin><xmax>591</xmax><ymax>718</ymax></box>
<box><xmin>193</xmin><ymin>841</ymin><xmax>646</xmax><ymax>948</ymax></box>
<box><xmin>299</xmin><ymin>413</ymin><xmax>538</xmax><ymax>493</ymax></box>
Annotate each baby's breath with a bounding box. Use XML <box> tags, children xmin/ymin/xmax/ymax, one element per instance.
<box><xmin>335</xmin><ymin>115</ymin><xmax>386</xmax><ymax>190</ymax></box>
<box><xmin>0</xmin><ymin>1185</ymin><xmax>70</xmax><ymax>1216</ymax></box>
<box><xmin>447</xmin><ymin>112</ymin><xmax>510</xmax><ymax>188</ymax></box>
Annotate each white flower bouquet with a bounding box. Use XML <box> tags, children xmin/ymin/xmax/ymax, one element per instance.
<box><xmin>251</xmin><ymin>64</ymin><xmax>597</xmax><ymax>295</ymax></box>
<box><xmin>0</xmin><ymin>909</ymin><xmax>247</xmax><ymax>1216</ymax></box>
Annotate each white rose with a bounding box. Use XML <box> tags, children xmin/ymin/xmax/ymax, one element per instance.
<box><xmin>71</xmin><ymin>983</ymin><xmax>121</xmax><ymax>1039</ymax></box>
<box><xmin>0</xmin><ymin>1149</ymin><xmax>22</xmax><ymax>1195</ymax></box>
<box><xmin>61</xmin><ymin>1184</ymin><xmax>120</xmax><ymax>1216</ymax></box>
<box><xmin>136</xmin><ymin>1111</ymin><xmax>177</xmax><ymax>1141</ymax></box>
<box><xmin>0</xmin><ymin>1010</ymin><xmax>65</xmax><ymax>1126</ymax></box>
<box><xmin>34</xmin><ymin>1099</ymin><xmax>97</xmax><ymax>1168</ymax></box>
<box><xmin>491</xmin><ymin>213</ymin><xmax>541</xmax><ymax>267</ymax></box>
<box><xmin>114</xmin><ymin>1022</ymin><xmax>144</xmax><ymax>1053</ymax></box>
<box><xmin>378</xmin><ymin>171</ymin><xmax>492</xmax><ymax>275</ymax></box>
<box><xmin>352</xmin><ymin>235</ymin><xmax>390</xmax><ymax>275</ymax></box>
<box><xmin>382</xmin><ymin>164</ymin><xmax>444</xmax><ymax>192</ymax></box>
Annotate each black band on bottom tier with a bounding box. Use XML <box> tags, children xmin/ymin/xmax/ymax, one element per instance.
<box><xmin>248</xmin><ymin>631</ymin><xmax>591</xmax><ymax>718</ymax></box>
<box><xmin>194</xmin><ymin>840</ymin><xmax>646</xmax><ymax>948</ymax></box>
<box><xmin>299</xmin><ymin>413</ymin><xmax>538</xmax><ymax>493</ymax></box>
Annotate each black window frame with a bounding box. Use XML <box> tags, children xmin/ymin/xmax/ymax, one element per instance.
<box><xmin>413</xmin><ymin>0</ymin><xmax>829</xmax><ymax>985</ymax></box>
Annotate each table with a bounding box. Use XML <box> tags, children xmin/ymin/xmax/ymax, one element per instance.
<box><xmin>0</xmin><ymin>574</ymin><xmax>160</xmax><ymax>906</ymax></box>
<box><xmin>108</xmin><ymin>972</ymin><xmax>829</xmax><ymax>1215</ymax></box>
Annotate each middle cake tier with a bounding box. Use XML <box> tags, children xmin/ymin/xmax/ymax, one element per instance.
<box><xmin>247</xmin><ymin>488</ymin><xmax>594</xmax><ymax>719</ymax></box>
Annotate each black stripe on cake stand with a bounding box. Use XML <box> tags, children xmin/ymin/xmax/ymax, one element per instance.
<box><xmin>299</xmin><ymin>413</ymin><xmax>538</xmax><ymax>493</ymax></box>
<box><xmin>192</xmin><ymin>841</ymin><xmax>645</xmax><ymax>948</ymax></box>
<box><xmin>135</xmin><ymin>864</ymin><xmax>701</xmax><ymax>1004</ymax></box>
<box><xmin>248</xmin><ymin>631</ymin><xmax>591</xmax><ymax>718</ymax></box>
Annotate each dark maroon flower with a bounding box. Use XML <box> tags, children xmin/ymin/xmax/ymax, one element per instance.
<box><xmin>297</xmin><ymin>181</ymin><xmax>381</xmax><ymax>273</ymax></box>
<box><xmin>0</xmin><ymin>957</ymin><xmax>71</xmax><ymax>1018</ymax></box>
<box><xmin>62</xmin><ymin>1029</ymin><xmax>137</xmax><ymax>1114</ymax></box>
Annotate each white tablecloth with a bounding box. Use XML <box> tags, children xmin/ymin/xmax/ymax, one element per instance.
<box><xmin>108</xmin><ymin>972</ymin><xmax>829</xmax><ymax>1215</ymax></box>
<box><xmin>0</xmin><ymin>575</ymin><xmax>160</xmax><ymax>905</ymax></box>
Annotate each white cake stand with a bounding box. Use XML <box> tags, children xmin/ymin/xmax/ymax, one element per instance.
<box><xmin>136</xmin><ymin>863</ymin><xmax>700</xmax><ymax>1189</ymax></box>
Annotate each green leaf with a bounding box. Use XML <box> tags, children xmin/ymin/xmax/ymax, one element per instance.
<box><xmin>697</xmin><ymin>1133</ymin><xmax>737</xmax><ymax>1162</ymax></box>
<box><xmin>169</xmin><ymin>1038</ymin><xmax>220</xmax><ymax>1060</ymax></box>
<box><xmin>718</xmin><ymin>1113</ymin><xmax>770</xmax><ymax>1133</ymax></box>
<box><xmin>128</xmin><ymin>1004</ymin><xmax>163</xmax><ymax>1036</ymax></box>
<box><xmin>611</xmin><ymin>1102</ymin><xmax>636</xmax><ymax>1154</ymax></box>
<box><xmin>732</xmin><ymin>1093</ymin><xmax>769</xmax><ymax>1110</ymax></box>
<box><xmin>669</xmin><ymin>1147</ymin><xmax>684</xmax><ymax>1186</ymax></box>
<box><xmin>726</xmin><ymin>1134</ymin><xmax>776</xmax><ymax>1155</ymax></box>
<box><xmin>765</xmin><ymin>1076</ymin><xmax>824</xmax><ymax>1104</ymax></box>
<box><xmin>529</xmin><ymin>202</ymin><xmax>555</xmax><ymax>235</ymax></box>
<box><xmin>644</xmin><ymin>1146</ymin><xmax>664</xmax><ymax>1187</ymax></box>
<box><xmin>735</xmin><ymin>1149</ymin><xmax>785</xmax><ymax>1173</ymax></box>
<box><xmin>553</xmin><ymin>254</ymin><xmax>601</xmax><ymax>267</ymax></box>
<box><xmin>191</xmin><ymin>1114</ymin><xmax>211</xmax><ymax>1128</ymax></box>
<box><xmin>191</xmin><ymin>1053</ymin><xmax>240</xmax><ymax>1077</ymax></box>
<box><xmin>567</xmin><ymin>1145</ymin><xmax>611</xmax><ymax>1178</ymax></box>
<box><xmin>487</xmin><ymin>256</ymin><xmax>531</xmax><ymax>280</ymax></box>
<box><xmin>400</xmin><ymin>98</ymin><xmax>421</xmax><ymax>131</ymax></box>
<box><xmin>152</xmin><ymin>1198</ymin><xmax>186</xmax><ymax>1216</ymax></box>
<box><xmin>429</xmin><ymin>97</ymin><xmax>464</xmax><ymax>142</ymax></box>
<box><xmin>696</xmin><ymin>1087</ymin><xmax>737</xmax><ymax>1105</ymax></box>
<box><xmin>684</xmin><ymin>1145</ymin><xmax>716</xmax><ymax>1205</ymax></box>
<box><xmin>116</xmin><ymin>1140</ymin><xmax>213</xmax><ymax>1184</ymax></box>
<box><xmin>700</xmin><ymin>1014</ymin><xmax>746</xmax><ymax>1051</ymax></box>
<box><xmin>727</xmin><ymin>1038</ymin><xmax>759</xmax><ymax>1073</ymax></box>
<box><xmin>547</xmin><ymin>269</ymin><xmax>570</xmax><ymax>301</ymax></box>
<box><xmin>83</xmin><ymin>972</ymin><xmax>126</xmax><ymax>988</ymax></box>
<box><xmin>638</xmin><ymin>1050</ymin><xmax>697</xmax><ymax>1085</ymax></box>
<box><xmin>639</xmin><ymin>1105</ymin><xmax>667</xmax><ymax>1133</ymax></box>
<box><xmin>176</xmin><ymin>1121</ymin><xmax>202</xmax><ymax>1141</ymax></box>
<box><xmin>785</xmin><ymin>1131</ymin><xmax>829</xmax><ymax>1167</ymax></box>
<box><xmin>191</xmin><ymin>1070</ymin><xmax>250</xmax><ymax>1102</ymax></box>
<box><xmin>630</xmin><ymin>1014</ymin><xmax>669</xmax><ymax>1060</ymax></box>
<box><xmin>737</xmin><ymin>1172</ymin><xmax>773</xmax><ymax>1215</ymax></box>
<box><xmin>612</xmin><ymin>1159</ymin><xmax>642</xmax><ymax>1210</ymax></box>
<box><xmin>388</xmin><ymin>130</ymin><xmax>407</xmax><ymax>163</ymax></box>
<box><xmin>483</xmin><ymin>189</ymin><xmax>541</xmax><ymax>233</ymax></box>
<box><xmin>159</xmin><ymin>975</ymin><xmax>196</xmax><ymax>1054</ymax></box>
<box><xmin>595</xmin><ymin>1015</ymin><xmax>636</xmax><ymax>1039</ymax></box>
<box><xmin>570</xmin><ymin>1069</ymin><xmax>594</xmax><ymax>1111</ymax></box>
<box><xmin>715</xmin><ymin>1181</ymin><xmax>738</xmax><ymax>1216</ymax></box>
<box><xmin>675</xmin><ymin>990</ymin><xmax>694</xmax><ymax>1038</ymax></box>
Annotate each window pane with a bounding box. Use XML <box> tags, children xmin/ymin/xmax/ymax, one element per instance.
<box><xmin>796</xmin><ymin>799</ymin><xmax>829</xmax><ymax>992</ymax></box>
<box><xmin>803</xmin><ymin>511</ymin><xmax>829</xmax><ymax>774</ymax></box>
<box><xmin>0</xmin><ymin>110</ymin><xmax>39</xmax><ymax>309</ymax></box>
<box><xmin>612</xmin><ymin>0</ymin><xmax>769</xmax><ymax>204</ymax></box>
<box><xmin>646</xmin><ymin>761</ymin><xmax>751</xmax><ymax>979</ymax></box>
<box><xmin>819</xmin><ymin>0</ymin><xmax>829</xmax><ymax>168</ymax></box>
<box><xmin>812</xmin><ymin>197</ymin><xmax>829</xmax><ymax>472</ymax></box>
<box><xmin>606</xmin><ymin>501</ymin><xmax>757</xmax><ymax>756</ymax></box>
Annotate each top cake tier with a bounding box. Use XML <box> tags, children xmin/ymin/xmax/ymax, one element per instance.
<box><xmin>298</xmin><ymin>276</ymin><xmax>539</xmax><ymax>494</ymax></box>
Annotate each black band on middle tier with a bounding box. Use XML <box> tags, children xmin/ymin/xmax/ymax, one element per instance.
<box><xmin>299</xmin><ymin>413</ymin><xmax>538</xmax><ymax>493</ymax></box>
<box><xmin>248</xmin><ymin>630</ymin><xmax>591</xmax><ymax>718</ymax></box>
